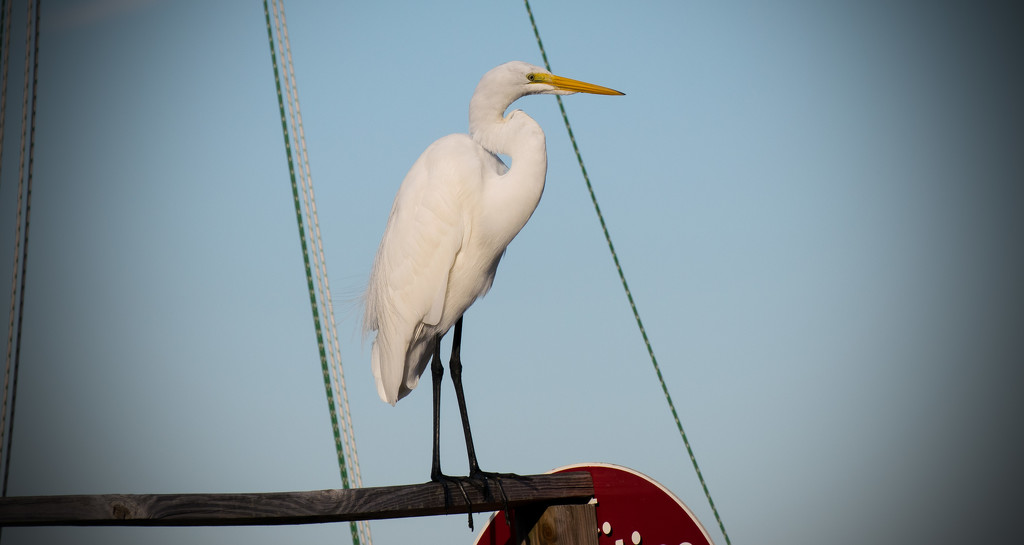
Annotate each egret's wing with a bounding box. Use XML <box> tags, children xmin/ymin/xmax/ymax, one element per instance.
<box><xmin>366</xmin><ymin>136</ymin><xmax>471</xmax><ymax>404</ymax></box>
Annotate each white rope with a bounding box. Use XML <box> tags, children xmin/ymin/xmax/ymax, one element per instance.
<box><xmin>278</xmin><ymin>16</ymin><xmax>366</xmax><ymax>498</ymax></box>
<box><xmin>270</xmin><ymin>3</ymin><xmax>370</xmax><ymax>544</ymax></box>
<box><xmin>277</xmin><ymin>10</ymin><xmax>366</xmax><ymax>491</ymax></box>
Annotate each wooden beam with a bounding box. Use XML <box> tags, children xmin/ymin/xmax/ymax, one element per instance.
<box><xmin>0</xmin><ymin>473</ymin><xmax>593</xmax><ymax>527</ymax></box>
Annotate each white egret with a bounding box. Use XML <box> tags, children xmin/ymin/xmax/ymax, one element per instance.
<box><xmin>364</xmin><ymin>61</ymin><xmax>622</xmax><ymax>493</ymax></box>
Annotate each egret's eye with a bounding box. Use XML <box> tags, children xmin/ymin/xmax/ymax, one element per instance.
<box><xmin>526</xmin><ymin>73</ymin><xmax>536</xmax><ymax>82</ymax></box>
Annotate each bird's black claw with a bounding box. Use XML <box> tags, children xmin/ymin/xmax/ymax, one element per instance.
<box><xmin>432</xmin><ymin>473</ymin><xmax>476</xmax><ymax>530</ymax></box>
<box><xmin>470</xmin><ymin>470</ymin><xmax>522</xmax><ymax>527</ymax></box>
<box><xmin>432</xmin><ymin>473</ymin><xmax>471</xmax><ymax>512</ymax></box>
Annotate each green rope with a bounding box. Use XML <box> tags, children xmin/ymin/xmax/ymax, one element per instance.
<box><xmin>262</xmin><ymin>2</ymin><xmax>360</xmax><ymax>544</ymax></box>
<box><xmin>523</xmin><ymin>2</ymin><xmax>731</xmax><ymax>543</ymax></box>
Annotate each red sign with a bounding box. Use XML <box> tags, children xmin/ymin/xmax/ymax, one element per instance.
<box><xmin>474</xmin><ymin>463</ymin><xmax>715</xmax><ymax>545</ymax></box>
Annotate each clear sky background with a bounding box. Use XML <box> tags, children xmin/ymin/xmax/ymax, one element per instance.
<box><xmin>0</xmin><ymin>1</ymin><xmax>1021</xmax><ymax>544</ymax></box>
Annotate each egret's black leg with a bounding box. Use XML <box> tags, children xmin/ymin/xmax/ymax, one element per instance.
<box><xmin>449</xmin><ymin>317</ymin><xmax>515</xmax><ymax>524</ymax></box>
<box><xmin>448</xmin><ymin>317</ymin><xmax>482</xmax><ymax>475</ymax></box>
<box><xmin>430</xmin><ymin>333</ymin><xmax>444</xmax><ymax>481</ymax></box>
<box><xmin>429</xmin><ymin>333</ymin><xmax>469</xmax><ymax>516</ymax></box>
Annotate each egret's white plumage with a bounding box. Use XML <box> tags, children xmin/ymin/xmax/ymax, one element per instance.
<box><xmin>364</xmin><ymin>61</ymin><xmax>622</xmax><ymax>406</ymax></box>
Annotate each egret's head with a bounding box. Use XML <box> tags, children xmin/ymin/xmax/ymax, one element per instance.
<box><xmin>523</xmin><ymin>67</ymin><xmax>624</xmax><ymax>97</ymax></box>
<box><xmin>477</xmin><ymin>61</ymin><xmax>623</xmax><ymax>103</ymax></box>
<box><xmin>469</xmin><ymin>61</ymin><xmax>623</xmax><ymax>144</ymax></box>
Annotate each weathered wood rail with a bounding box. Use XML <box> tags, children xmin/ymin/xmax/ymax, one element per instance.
<box><xmin>0</xmin><ymin>473</ymin><xmax>593</xmax><ymax>527</ymax></box>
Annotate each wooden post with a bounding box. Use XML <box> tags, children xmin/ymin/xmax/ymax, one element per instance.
<box><xmin>512</xmin><ymin>503</ymin><xmax>598</xmax><ymax>545</ymax></box>
<box><xmin>0</xmin><ymin>473</ymin><xmax>593</xmax><ymax>527</ymax></box>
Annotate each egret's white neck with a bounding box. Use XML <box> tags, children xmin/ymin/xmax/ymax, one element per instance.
<box><xmin>468</xmin><ymin>92</ymin><xmax>548</xmax><ymax>243</ymax></box>
<box><xmin>470</xmin><ymin>90</ymin><xmax>540</xmax><ymax>149</ymax></box>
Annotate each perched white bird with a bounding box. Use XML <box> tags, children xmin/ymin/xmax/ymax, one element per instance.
<box><xmin>364</xmin><ymin>61</ymin><xmax>622</xmax><ymax>485</ymax></box>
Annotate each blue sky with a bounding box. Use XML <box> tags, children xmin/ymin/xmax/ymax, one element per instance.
<box><xmin>0</xmin><ymin>1</ymin><xmax>1021</xmax><ymax>544</ymax></box>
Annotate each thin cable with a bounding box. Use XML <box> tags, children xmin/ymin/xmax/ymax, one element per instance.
<box><xmin>2</xmin><ymin>0</ymin><xmax>38</xmax><ymax>503</ymax></box>
<box><xmin>0</xmin><ymin>0</ymin><xmax>16</xmax><ymax>480</ymax></box>
<box><xmin>522</xmin><ymin>2</ymin><xmax>731</xmax><ymax>543</ymax></box>
<box><xmin>264</xmin><ymin>2</ymin><xmax>363</xmax><ymax>544</ymax></box>
<box><xmin>0</xmin><ymin>0</ymin><xmax>12</xmax><ymax>180</ymax></box>
<box><xmin>271</xmin><ymin>3</ymin><xmax>369</xmax><ymax>543</ymax></box>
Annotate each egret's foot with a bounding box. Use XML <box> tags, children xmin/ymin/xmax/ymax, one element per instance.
<box><xmin>431</xmin><ymin>472</ymin><xmax>476</xmax><ymax>530</ymax></box>
<box><xmin>469</xmin><ymin>470</ymin><xmax>522</xmax><ymax>527</ymax></box>
<box><xmin>432</xmin><ymin>472</ymin><xmax>471</xmax><ymax>512</ymax></box>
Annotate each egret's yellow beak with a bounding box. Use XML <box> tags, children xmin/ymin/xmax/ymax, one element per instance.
<box><xmin>532</xmin><ymin>73</ymin><xmax>624</xmax><ymax>96</ymax></box>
